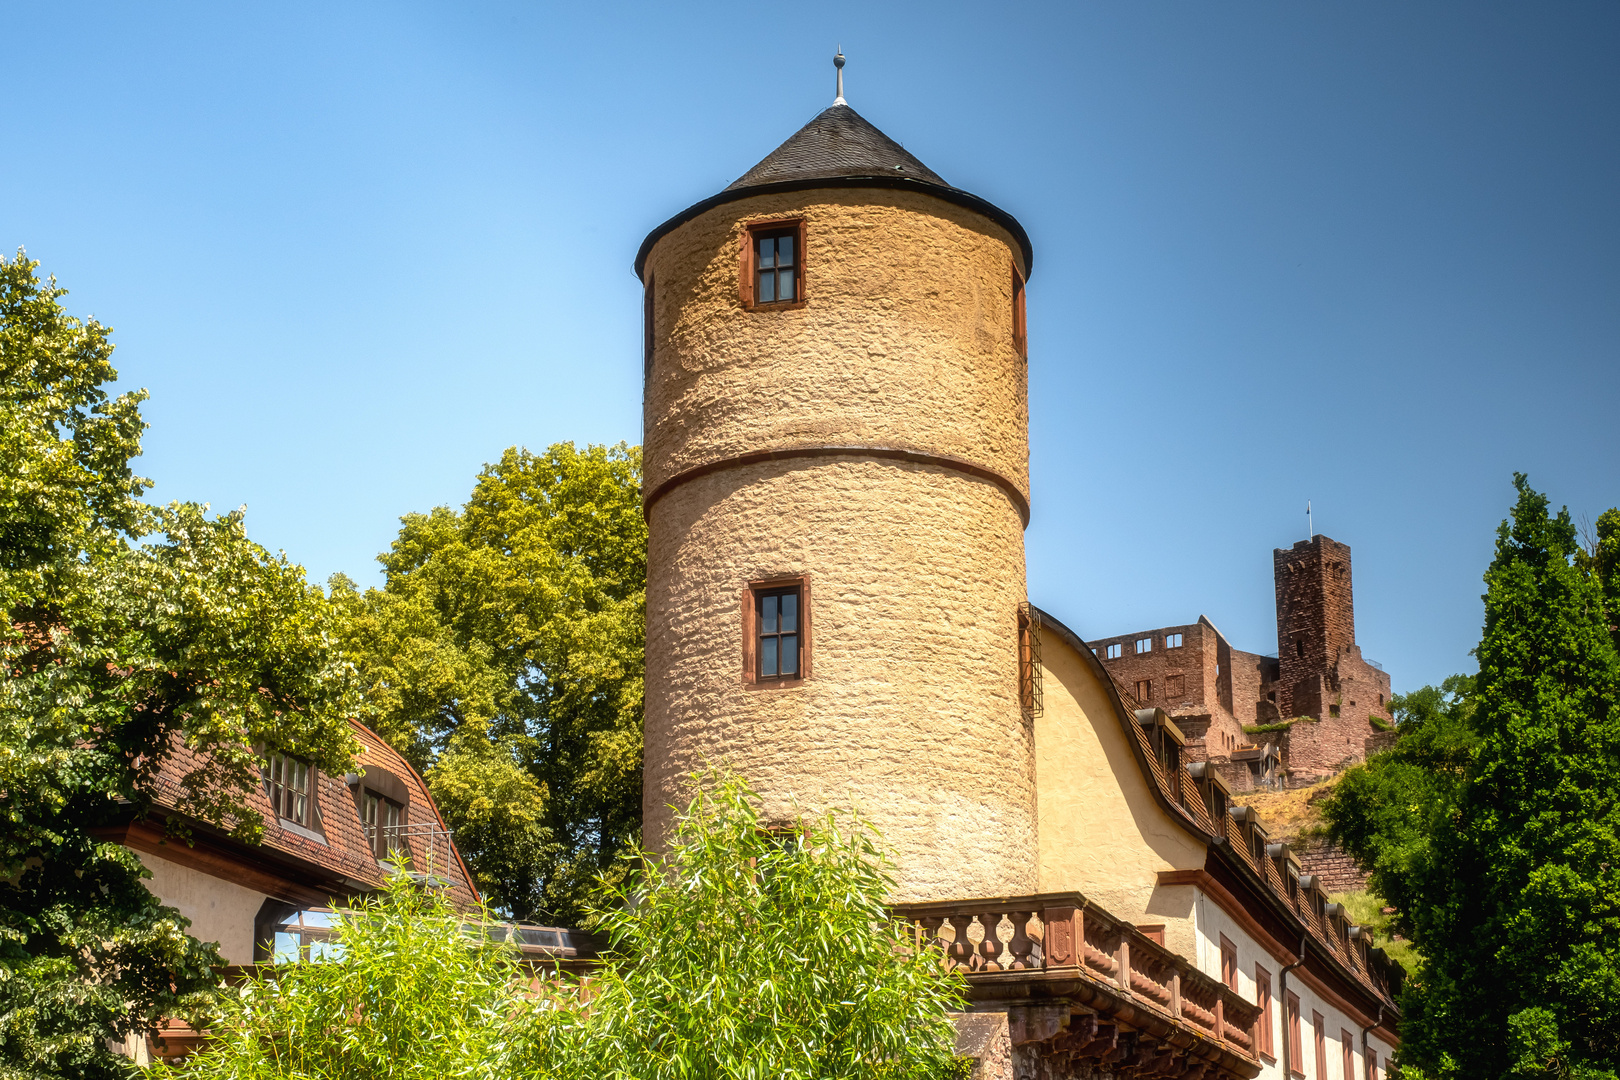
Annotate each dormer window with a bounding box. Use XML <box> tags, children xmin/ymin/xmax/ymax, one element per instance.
<box><xmin>363</xmin><ymin>790</ymin><xmax>404</xmax><ymax>858</ymax></box>
<box><xmin>265</xmin><ymin>753</ymin><xmax>320</xmax><ymax>831</ymax></box>
<box><xmin>742</xmin><ymin>220</ymin><xmax>805</xmax><ymax>309</ymax></box>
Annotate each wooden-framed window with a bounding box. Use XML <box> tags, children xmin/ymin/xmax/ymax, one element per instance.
<box><xmin>1255</xmin><ymin>964</ymin><xmax>1274</xmax><ymax>1059</ymax></box>
<box><xmin>1011</xmin><ymin>261</ymin><xmax>1027</xmax><ymax>359</ymax></box>
<box><xmin>363</xmin><ymin>790</ymin><xmax>405</xmax><ymax>858</ymax></box>
<box><xmin>1105</xmin><ymin>642</ymin><xmax>1123</xmax><ymax>660</ymax></box>
<box><xmin>1219</xmin><ymin>934</ymin><xmax>1238</xmax><ymax>992</ymax></box>
<box><xmin>740</xmin><ymin>219</ymin><xmax>806</xmax><ymax>310</ymax></box>
<box><xmin>1136</xmin><ymin>924</ymin><xmax>1165</xmax><ymax>946</ymax></box>
<box><xmin>1135</xmin><ymin>679</ymin><xmax>1152</xmax><ymax>702</ymax></box>
<box><xmin>1166</xmin><ymin>632</ymin><xmax>1184</xmax><ymax>648</ymax></box>
<box><xmin>1342</xmin><ymin>1031</ymin><xmax>1355</xmax><ymax>1080</ymax></box>
<box><xmin>1286</xmin><ymin>991</ymin><xmax>1304</xmax><ymax>1078</ymax></box>
<box><xmin>643</xmin><ymin>273</ymin><xmax>655</xmax><ymax>386</ymax></box>
<box><xmin>1314</xmin><ymin>1012</ymin><xmax>1328</xmax><ymax>1080</ymax></box>
<box><xmin>1136</xmin><ymin>636</ymin><xmax>1153</xmax><ymax>654</ymax></box>
<box><xmin>267</xmin><ymin>907</ymin><xmax>341</xmax><ymax>963</ymax></box>
<box><xmin>743</xmin><ymin>577</ymin><xmax>810</xmax><ymax>685</ymax></box>
<box><xmin>1166</xmin><ymin>673</ymin><xmax>1185</xmax><ymax>697</ymax></box>
<box><xmin>265</xmin><ymin>752</ymin><xmax>320</xmax><ymax>831</ymax></box>
<box><xmin>1367</xmin><ymin>1049</ymin><xmax>1378</xmax><ymax>1080</ymax></box>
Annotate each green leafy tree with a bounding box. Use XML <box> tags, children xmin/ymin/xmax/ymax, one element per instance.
<box><xmin>529</xmin><ymin>773</ymin><xmax>968</xmax><ymax>1080</ymax></box>
<box><xmin>0</xmin><ymin>251</ymin><xmax>360</xmax><ymax>1079</ymax></box>
<box><xmin>335</xmin><ymin>443</ymin><xmax>645</xmax><ymax>924</ymax></box>
<box><xmin>152</xmin><ymin>874</ymin><xmax>538</xmax><ymax>1080</ymax></box>
<box><xmin>1324</xmin><ymin>674</ymin><xmax>1480</xmax><ymax>939</ymax></box>
<box><xmin>1330</xmin><ymin>476</ymin><xmax>1620</xmax><ymax>1080</ymax></box>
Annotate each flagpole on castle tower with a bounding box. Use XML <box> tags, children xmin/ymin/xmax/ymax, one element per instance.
<box><xmin>834</xmin><ymin>47</ymin><xmax>846</xmax><ymax>105</ymax></box>
<box><xmin>1308</xmin><ymin>500</ymin><xmax>1313</xmax><ymax>538</ymax></box>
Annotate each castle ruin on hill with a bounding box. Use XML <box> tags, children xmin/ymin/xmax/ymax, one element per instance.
<box><xmin>1087</xmin><ymin>534</ymin><xmax>1393</xmax><ymax>791</ymax></box>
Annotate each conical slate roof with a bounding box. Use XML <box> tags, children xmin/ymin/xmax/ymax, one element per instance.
<box><xmin>636</xmin><ymin>102</ymin><xmax>1031</xmax><ymax>279</ymax></box>
<box><xmin>725</xmin><ymin>103</ymin><xmax>950</xmax><ymax>190</ymax></box>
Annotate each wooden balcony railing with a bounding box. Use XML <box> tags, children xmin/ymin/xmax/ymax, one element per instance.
<box><xmin>895</xmin><ymin>893</ymin><xmax>1260</xmax><ymax>1062</ymax></box>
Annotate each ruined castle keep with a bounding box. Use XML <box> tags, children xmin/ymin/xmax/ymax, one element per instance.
<box><xmin>1087</xmin><ymin>535</ymin><xmax>1392</xmax><ymax>789</ymax></box>
<box><xmin>636</xmin><ymin>62</ymin><xmax>1402</xmax><ymax>1080</ymax></box>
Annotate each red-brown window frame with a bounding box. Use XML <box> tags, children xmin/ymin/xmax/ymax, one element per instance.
<box><xmin>742</xmin><ymin>575</ymin><xmax>811</xmax><ymax>687</ymax></box>
<box><xmin>1012</xmin><ymin>261</ymin><xmax>1027</xmax><ymax>359</ymax></box>
<box><xmin>740</xmin><ymin>218</ymin><xmax>808</xmax><ymax>311</ymax></box>
<box><xmin>1313</xmin><ymin>1011</ymin><xmax>1328</xmax><ymax>1080</ymax></box>
<box><xmin>643</xmin><ymin>272</ymin><xmax>655</xmax><ymax>386</ymax></box>
<box><xmin>1255</xmin><ymin>964</ymin><xmax>1275</xmax><ymax>1060</ymax></box>
<box><xmin>1342</xmin><ymin>1031</ymin><xmax>1355</xmax><ymax>1080</ymax></box>
<box><xmin>1286</xmin><ymin>991</ymin><xmax>1304</xmax><ymax>1078</ymax></box>
<box><xmin>1219</xmin><ymin>934</ymin><xmax>1238</xmax><ymax>992</ymax></box>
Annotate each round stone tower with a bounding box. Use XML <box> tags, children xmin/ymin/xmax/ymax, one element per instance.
<box><xmin>636</xmin><ymin>82</ymin><xmax>1037</xmax><ymax>901</ymax></box>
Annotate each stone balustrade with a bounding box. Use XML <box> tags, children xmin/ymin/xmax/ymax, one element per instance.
<box><xmin>896</xmin><ymin>892</ymin><xmax>1261</xmax><ymax>1068</ymax></box>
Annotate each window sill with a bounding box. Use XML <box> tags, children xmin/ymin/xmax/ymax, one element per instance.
<box><xmin>744</xmin><ymin>676</ymin><xmax>806</xmax><ymax>692</ymax></box>
<box><xmin>278</xmin><ymin>819</ymin><xmax>329</xmax><ymax>845</ymax></box>
<box><xmin>743</xmin><ymin>299</ymin><xmax>808</xmax><ymax>313</ymax></box>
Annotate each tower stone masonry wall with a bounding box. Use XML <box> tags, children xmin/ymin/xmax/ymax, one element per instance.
<box><xmin>640</xmin><ymin>188</ymin><xmax>1038</xmax><ymax>901</ymax></box>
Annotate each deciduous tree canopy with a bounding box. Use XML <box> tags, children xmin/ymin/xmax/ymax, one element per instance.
<box><xmin>0</xmin><ymin>251</ymin><xmax>361</xmax><ymax>1078</ymax></box>
<box><xmin>334</xmin><ymin>442</ymin><xmax>645</xmax><ymax>923</ymax></box>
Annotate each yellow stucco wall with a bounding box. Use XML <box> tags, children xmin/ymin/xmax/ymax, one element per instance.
<box><xmin>640</xmin><ymin>186</ymin><xmax>1036</xmax><ymax>902</ymax></box>
<box><xmin>1035</xmin><ymin>627</ymin><xmax>1207</xmax><ymax>954</ymax></box>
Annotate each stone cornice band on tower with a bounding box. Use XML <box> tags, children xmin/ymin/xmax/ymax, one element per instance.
<box><xmin>634</xmin><ymin>175</ymin><xmax>1035</xmax><ymax>282</ymax></box>
<box><xmin>641</xmin><ymin>444</ymin><xmax>1031</xmax><ymax>526</ymax></box>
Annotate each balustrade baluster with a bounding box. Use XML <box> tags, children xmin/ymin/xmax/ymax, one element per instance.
<box><xmin>1006</xmin><ymin>910</ymin><xmax>1037</xmax><ymax>970</ymax></box>
<box><xmin>1117</xmin><ymin>939</ymin><xmax>1131</xmax><ymax>992</ymax></box>
<box><xmin>946</xmin><ymin>913</ymin><xmax>976</xmax><ymax>971</ymax></box>
<box><xmin>977</xmin><ymin>914</ymin><xmax>1005</xmax><ymax>971</ymax></box>
<box><xmin>915</xmin><ymin>916</ymin><xmax>946</xmax><ymax>965</ymax></box>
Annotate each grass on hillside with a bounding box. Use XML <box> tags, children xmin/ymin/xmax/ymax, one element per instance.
<box><xmin>1236</xmin><ymin>776</ymin><xmax>1341</xmax><ymax>843</ymax></box>
<box><xmin>1332</xmin><ymin>889</ymin><xmax>1424</xmax><ymax>977</ymax></box>
<box><xmin>1239</xmin><ymin>774</ymin><xmax>1426</xmax><ymax>976</ymax></box>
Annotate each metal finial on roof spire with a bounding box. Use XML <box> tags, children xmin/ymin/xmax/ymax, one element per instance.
<box><xmin>833</xmin><ymin>47</ymin><xmax>846</xmax><ymax>105</ymax></box>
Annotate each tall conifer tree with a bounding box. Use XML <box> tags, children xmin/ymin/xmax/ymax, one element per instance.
<box><xmin>1400</xmin><ymin>476</ymin><xmax>1620</xmax><ymax>1079</ymax></box>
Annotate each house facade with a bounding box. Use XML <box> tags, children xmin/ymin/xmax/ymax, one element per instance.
<box><xmin>636</xmin><ymin>62</ymin><xmax>1402</xmax><ymax>1080</ymax></box>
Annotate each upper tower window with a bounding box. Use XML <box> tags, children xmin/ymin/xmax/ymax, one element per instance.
<box><xmin>756</xmin><ymin>231</ymin><xmax>796</xmax><ymax>302</ymax></box>
<box><xmin>741</xmin><ymin>220</ymin><xmax>806</xmax><ymax>310</ymax></box>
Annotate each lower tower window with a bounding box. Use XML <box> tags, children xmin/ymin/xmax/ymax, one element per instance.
<box><xmin>744</xmin><ymin>577</ymin><xmax>810</xmax><ymax>685</ymax></box>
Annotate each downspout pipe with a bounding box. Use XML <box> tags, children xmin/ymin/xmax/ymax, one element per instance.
<box><xmin>1280</xmin><ymin>932</ymin><xmax>1307</xmax><ymax>1079</ymax></box>
<box><xmin>1360</xmin><ymin>1004</ymin><xmax>1385</xmax><ymax>1080</ymax></box>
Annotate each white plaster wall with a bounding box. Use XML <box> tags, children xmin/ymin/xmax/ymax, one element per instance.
<box><xmin>137</xmin><ymin>852</ymin><xmax>268</xmax><ymax>965</ymax></box>
<box><xmin>1194</xmin><ymin>889</ymin><xmax>1394</xmax><ymax>1080</ymax></box>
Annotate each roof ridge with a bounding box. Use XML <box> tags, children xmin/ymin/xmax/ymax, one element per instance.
<box><xmin>725</xmin><ymin>103</ymin><xmax>949</xmax><ymax>191</ymax></box>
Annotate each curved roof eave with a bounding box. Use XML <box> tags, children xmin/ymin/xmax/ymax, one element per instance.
<box><xmin>633</xmin><ymin>175</ymin><xmax>1035</xmax><ymax>282</ymax></box>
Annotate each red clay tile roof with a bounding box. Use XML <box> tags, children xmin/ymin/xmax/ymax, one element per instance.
<box><xmin>148</xmin><ymin>719</ymin><xmax>480</xmax><ymax>912</ymax></box>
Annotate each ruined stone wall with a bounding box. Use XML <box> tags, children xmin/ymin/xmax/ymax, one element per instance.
<box><xmin>1294</xmin><ymin>835</ymin><xmax>1371</xmax><ymax>894</ymax></box>
<box><xmin>640</xmin><ymin>188</ymin><xmax>1037</xmax><ymax>902</ymax></box>
<box><xmin>1085</xmin><ymin>623</ymin><xmax>1206</xmax><ymax>717</ymax></box>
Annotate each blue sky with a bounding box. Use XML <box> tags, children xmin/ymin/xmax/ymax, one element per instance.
<box><xmin>7</xmin><ymin>2</ymin><xmax>1618</xmax><ymax>694</ymax></box>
